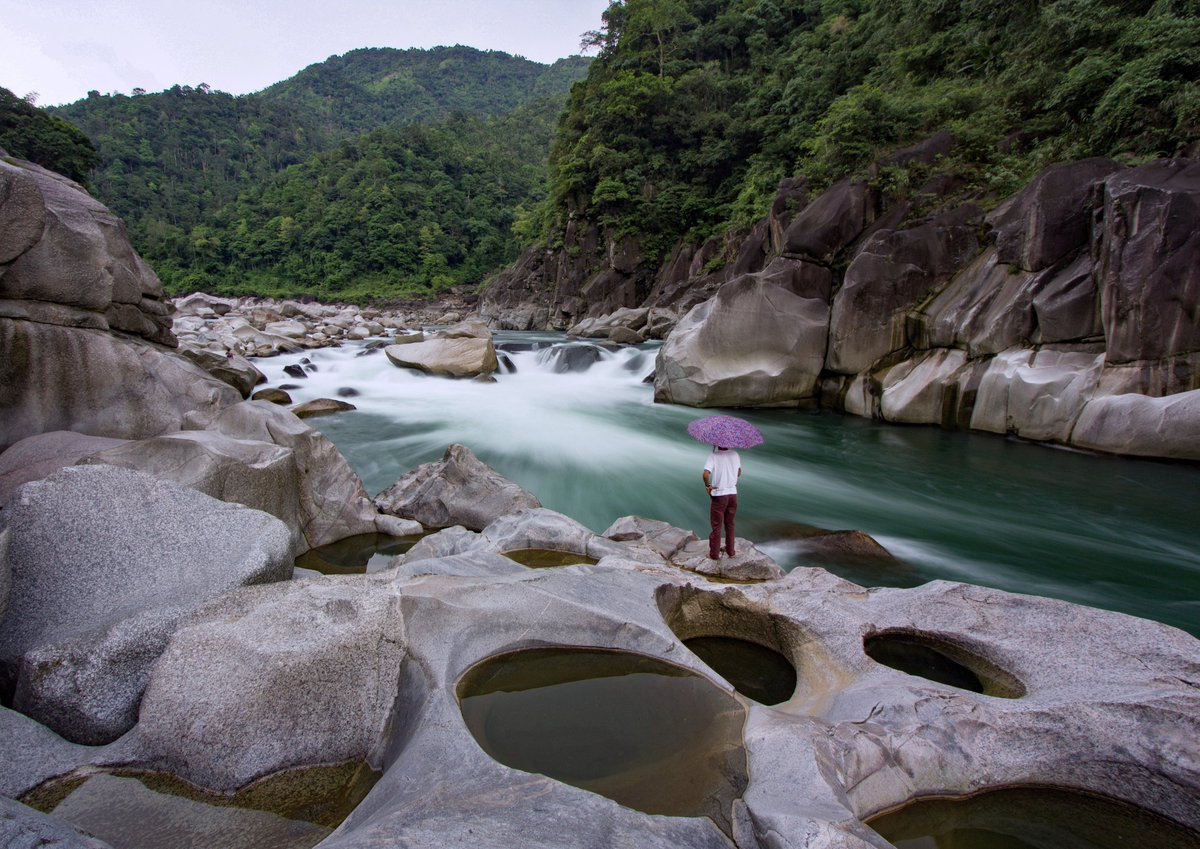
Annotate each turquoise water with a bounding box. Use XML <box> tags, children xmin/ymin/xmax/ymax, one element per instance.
<box><xmin>257</xmin><ymin>334</ymin><xmax>1200</xmax><ymax>637</ymax></box>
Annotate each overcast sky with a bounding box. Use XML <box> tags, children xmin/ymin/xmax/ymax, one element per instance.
<box><xmin>2</xmin><ymin>0</ymin><xmax>610</xmax><ymax>107</ymax></box>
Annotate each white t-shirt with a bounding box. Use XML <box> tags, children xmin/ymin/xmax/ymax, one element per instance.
<box><xmin>704</xmin><ymin>449</ymin><xmax>741</xmax><ymax>496</ymax></box>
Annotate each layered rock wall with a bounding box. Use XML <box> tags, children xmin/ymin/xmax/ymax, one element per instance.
<box><xmin>485</xmin><ymin>152</ymin><xmax>1200</xmax><ymax>461</ymax></box>
<box><xmin>0</xmin><ymin>154</ymin><xmax>239</xmax><ymax>452</ymax></box>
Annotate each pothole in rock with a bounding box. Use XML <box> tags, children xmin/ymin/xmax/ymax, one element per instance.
<box><xmin>658</xmin><ymin>585</ymin><xmax>805</xmax><ymax>707</ymax></box>
<box><xmin>682</xmin><ymin>636</ymin><xmax>797</xmax><ymax>706</ymax></box>
<box><xmin>456</xmin><ymin>647</ymin><xmax>747</xmax><ymax>835</ymax></box>
<box><xmin>21</xmin><ymin>762</ymin><xmax>380</xmax><ymax>849</ymax></box>
<box><xmin>864</xmin><ymin>630</ymin><xmax>1025</xmax><ymax>698</ymax></box>
<box><xmin>501</xmin><ymin>548</ymin><xmax>599</xmax><ymax>569</ymax></box>
<box><xmin>293</xmin><ymin>533</ymin><xmax>420</xmax><ymax>575</ymax></box>
<box><xmin>866</xmin><ymin>785</ymin><xmax>1200</xmax><ymax>849</ymax></box>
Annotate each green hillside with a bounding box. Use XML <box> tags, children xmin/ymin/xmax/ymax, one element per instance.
<box><xmin>540</xmin><ymin>0</ymin><xmax>1198</xmax><ymax>265</ymax></box>
<box><xmin>31</xmin><ymin>46</ymin><xmax>589</xmax><ymax>300</ymax></box>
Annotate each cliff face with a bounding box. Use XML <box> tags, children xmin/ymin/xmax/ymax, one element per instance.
<box><xmin>481</xmin><ymin>153</ymin><xmax>1200</xmax><ymax>461</ymax></box>
<box><xmin>0</xmin><ymin>149</ymin><xmax>239</xmax><ymax>453</ymax></box>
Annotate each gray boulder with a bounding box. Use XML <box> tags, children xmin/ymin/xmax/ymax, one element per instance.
<box><xmin>828</xmin><ymin>207</ymin><xmax>980</xmax><ymax>373</ymax></box>
<box><xmin>0</xmin><ymin>430</ymin><xmax>128</xmax><ymax>506</ymax></box>
<box><xmin>0</xmin><ymin>464</ymin><xmax>293</xmax><ymax>745</ymax></box>
<box><xmin>781</xmin><ymin>177</ymin><xmax>876</xmax><ymax>264</ymax></box>
<box><xmin>191</xmin><ymin>400</ymin><xmax>381</xmax><ymax>549</ymax></box>
<box><xmin>654</xmin><ymin>271</ymin><xmax>829</xmax><ymax>407</ymax></box>
<box><xmin>178</xmin><ymin>348</ymin><xmax>265</xmax><ymax>397</ymax></box>
<box><xmin>385</xmin><ymin>322</ymin><xmax>498</xmax><ymax>377</ymax></box>
<box><xmin>81</xmin><ymin>430</ymin><xmax>305</xmax><ymax>553</ymax></box>
<box><xmin>1071</xmin><ymin>388</ymin><xmax>1200</xmax><ymax>461</ymax></box>
<box><xmin>1096</xmin><ymin>158</ymin><xmax>1200</xmax><ymax>365</ymax></box>
<box><xmin>128</xmin><ymin>576</ymin><xmax>405</xmax><ymax>790</ymax></box>
<box><xmin>0</xmin><ymin>157</ymin><xmax>175</xmax><ymax>346</ymax></box>
<box><xmin>375</xmin><ymin>443</ymin><xmax>540</xmax><ymax>531</ymax></box>
<box><xmin>0</xmin><ymin>319</ymin><xmax>240</xmax><ymax>454</ymax></box>
<box><xmin>0</xmin><ymin>796</ymin><xmax>114</xmax><ymax>849</ymax></box>
<box><xmin>987</xmin><ymin>157</ymin><xmax>1120</xmax><ymax>272</ymax></box>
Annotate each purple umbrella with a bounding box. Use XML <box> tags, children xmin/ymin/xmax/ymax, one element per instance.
<box><xmin>686</xmin><ymin>415</ymin><xmax>764</xmax><ymax>449</ymax></box>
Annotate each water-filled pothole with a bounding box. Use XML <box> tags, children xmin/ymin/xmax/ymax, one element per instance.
<box><xmin>502</xmin><ymin>548</ymin><xmax>599</xmax><ymax>569</ymax></box>
<box><xmin>864</xmin><ymin>631</ymin><xmax>1024</xmax><ymax>698</ymax></box>
<box><xmin>659</xmin><ymin>585</ymin><xmax>807</xmax><ymax>707</ymax></box>
<box><xmin>293</xmin><ymin>533</ymin><xmax>419</xmax><ymax>575</ymax></box>
<box><xmin>456</xmin><ymin>647</ymin><xmax>747</xmax><ymax>833</ymax></box>
<box><xmin>22</xmin><ymin>762</ymin><xmax>379</xmax><ymax>849</ymax></box>
<box><xmin>683</xmin><ymin>636</ymin><xmax>797</xmax><ymax>705</ymax></box>
<box><xmin>867</xmin><ymin>785</ymin><xmax>1200</xmax><ymax>849</ymax></box>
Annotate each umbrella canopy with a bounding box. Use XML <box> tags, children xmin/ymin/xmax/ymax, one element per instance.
<box><xmin>686</xmin><ymin>415</ymin><xmax>764</xmax><ymax>449</ymax></box>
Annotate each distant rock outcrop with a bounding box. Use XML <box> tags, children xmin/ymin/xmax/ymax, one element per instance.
<box><xmin>483</xmin><ymin>150</ymin><xmax>1200</xmax><ymax>460</ymax></box>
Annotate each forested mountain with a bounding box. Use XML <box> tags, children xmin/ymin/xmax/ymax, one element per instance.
<box><xmin>24</xmin><ymin>46</ymin><xmax>589</xmax><ymax>300</ymax></box>
<box><xmin>257</xmin><ymin>46</ymin><xmax>591</xmax><ymax>137</ymax></box>
<box><xmin>158</xmin><ymin>99</ymin><xmax>567</xmax><ymax>301</ymax></box>
<box><xmin>0</xmin><ymin>87</ymin><xmax>99</xmax><ymax>185</ymax></box>
<box><xmin>534</xmin><ymin>0</ymin><xmax>1198</xmax><ymax>268</ymax></box>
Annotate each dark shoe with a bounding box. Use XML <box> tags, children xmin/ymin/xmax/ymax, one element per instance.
<box><xmin>709</xmin><ymin>552</ymin><xmax>720</xmax><ymax>560</ymax></box>
<box><xmin>726</xmin><ymin>550</ymin><xmax>736</xmax><ymax>557</ymax></box>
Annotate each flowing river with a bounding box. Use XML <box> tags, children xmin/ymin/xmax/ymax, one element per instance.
<box><xmin>256</xmin><ymin>333</ymin><xmax>1200</xmax><ymax>638</ymax></box>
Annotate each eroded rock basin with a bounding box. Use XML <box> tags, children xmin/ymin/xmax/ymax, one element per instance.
<box><xmin>456</xmin><ymin>647</ymin><xmax>747</xmax><ymax>834</ymax></box>
<box><xmin>22</xmin><ymin>762</ymin><xmax>380</xmax><ymax>849</ymax></box>
<box><xmin>867</xmin><ymin>785</ymin><xmax>1200</xmax><ymax>849</ymax></box>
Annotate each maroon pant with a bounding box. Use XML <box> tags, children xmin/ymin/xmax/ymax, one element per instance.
<box><xmin>709</xmin><ymin>494</ymin><xmax>738</xmax><ymax>557</ymax></box>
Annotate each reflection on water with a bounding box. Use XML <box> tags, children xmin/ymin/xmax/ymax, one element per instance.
<box><xmin>27</xmin><ymin>763</ymin><xmax>379</xmax><ymax>849</ymax></box>
<box><xmin>501</xmin><ymin>548</ymin><xmax>599</xmax><ymax>568</ymax></box>
<box><xmin>683</xmin><ymin>636</ymin><xmax>797</xmax><ymax>705</ymax></box>
<box><xmin>254</xmin><ymin>335</ymin><xmax>1200</xmax><ymax>636</ymax></box>
<box><xmin>293</xmin><ymin>533</ymin><xmax>418</xmax><ymax>575</ymax></box>
<box><xmin>867</xmin><ymin>786</ymin><xmax>1200</xmax><ymax>849</ymax></box>
<box><xmin>457</xmin><ymin>647</ymin><xmax>747</xmax><ymax>833</ymax></box>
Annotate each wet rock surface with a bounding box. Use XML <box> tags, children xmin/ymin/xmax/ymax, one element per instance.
<box><xmin>2</xmin><ymin>493</ymin><xmax>1195</xmax><ymax>848</ymax></box>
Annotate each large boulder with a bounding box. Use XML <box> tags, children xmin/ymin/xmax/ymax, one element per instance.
<box><xmin>1096</xmin><ymin>159</ymin><xmax>1200</xmax><ymax>365</ymax></box>
<box><xmin>0</xmin><ymin>157</ymin><xmax>175</xmax><ymax>346</ymax></box>
<box><xmin>828</xmin><ymin>206</ymin><xmax>980</xmax><ymax>373</ymax></box>
<box><xmin>129</xmin><ymin>576</ymin><xmax>405</xmax><ymax>790</ymax></box>
<box><xmin>187</xmin><ymin>400</ymin><xmax>381</xmax><ymax>550</ymax></box>
<box><xmin>780</xmin><ymin>177</ymin><xmax>877</xmax><ymax>264</ymax></box>
<box><xmin>987</xmin><ymin>157</ymin><xmax>1120</xmax><ymax>272</ymax></box>
<box><xmin>0</xmin><ymin>430</ymin><xmax>128</xmax><ymax>506</ymax></box>
<box><xmin>970</xmin><ymin>347</ymin><xmax>1105</xmax><ymax>443</ymax></box>
<box><xmin>177</xmin><ymin>347</ymin><xmax>266</xmax><ymax>398</ymax></box>
<box><xmin>375</xmin><ymin>443</ymin><xmax>541</xmax><ymax>531</ymax></box>
<box><xmin>0</xmin><ymin>319</ymin><xmax>240</xmax><ymax>454</ymax></box>
<box><xmin>654</xmin><ymin>268</ymin><xmax>829</xmax><ymax>407</ymax></box>
<box><xmin>80</xmin><ymin>430</ymin><xmax>305</xmax><ymax>553</ymax></box>
<box><xmin>0</xmin><ymin>464</ymin><xmax>293</xmax><ymax>744</ymax></box>
<box><xmin>385</xmin><ymin>321</ymin><xmax>498</xmax><ymax>377</ymax></box>
<box><xmin>1071</xmin><ymin>388</ymin><xmax>1200</xmax><ymax>461</ymax></box>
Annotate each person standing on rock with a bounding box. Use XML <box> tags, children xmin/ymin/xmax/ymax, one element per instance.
<box><xmin>703</xmin><ymin>446</ymin><xmax>741</xmax><ymax>559</ymax></box>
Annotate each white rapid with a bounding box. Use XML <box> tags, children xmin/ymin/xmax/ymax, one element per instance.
<box><xmin>254</xmin><ymin>332</ymin><xmax>1200</xmax><ymax>637</ymax></box>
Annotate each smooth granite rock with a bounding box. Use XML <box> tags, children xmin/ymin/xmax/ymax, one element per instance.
<box><xmin>375</xmin><ymin>443</ymin><xmax>541</xmax><ymax>531</ymax></box>
<box><xmin>654</xmin><ymin>271</ymin><xmax>829</xmax><ymax>407</ymax></box>
<box><xmin>0</xmin><ymin>319</ymin><xmax>240</xmax><ymax>454</ymax></box>
<box><xmin>0</xmin><ymin>430</ymin><xmax>128</xmax><ymax>507</ymax></box>
<box><xmin>0</xmin><ymin>464</ymin><xmax>293</xmax><ymax>745</ymax></box>
<box><xmin>81</xmin><ymin>430</ymin><xmax>305</xmax><ymax>553</ymax></box>
<box><xmin>0</xmin><ymin>796</ymin><xmax>114</xmax><ymax>849</ymax></box>
<box><xmin>128</xmin><ymin>576</ymin><xmax>405</xmax><ymax>790</ymax></box>
<box><xmin>190</xmin><ymin>400</ymin><xmax>380</xmax><ymax>550</ymax></box>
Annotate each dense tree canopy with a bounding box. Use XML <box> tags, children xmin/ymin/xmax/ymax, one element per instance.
<box><xmin>36</xmin><ymin>47</ymin><xmax>589</xmax><ymax>300</ymax></box>
<box><xmin>542</xmin><ymin>0</ymin><xmax>1199</xmax><ymax>265</ymax></box>
<box><xmin>0</xmin><ymin>87</ymin><xmax>99</xmax><ymax>185</ymax></box>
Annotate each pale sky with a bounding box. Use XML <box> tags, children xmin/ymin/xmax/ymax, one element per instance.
<box><xmin>2</xmin><ymin>0</ymin><xmax>610</xmax><ymax>107</ymax></box>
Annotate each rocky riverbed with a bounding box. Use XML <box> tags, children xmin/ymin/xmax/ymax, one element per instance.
<box><xmin>3</xmin><ymin>148</ymin><xmax>1200</xmax><ymax>848</ymax></box>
